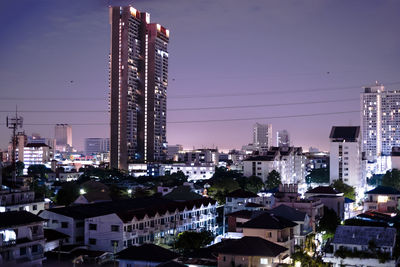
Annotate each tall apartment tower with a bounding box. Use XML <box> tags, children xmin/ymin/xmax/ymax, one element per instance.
<box><xmin>54</xmin><ymin>124</ymin><xmax>72</xmax><ymax>151</ymax></box>
<box><xmin>329</xmin><ymin>126</ymin><xmax>362</xmax><ymax>188</ymax></box>
<box><xmin>276</xmin><ymin>129</ymin><xmax>290</xmax><ymax>147</ymax></box>
<box><xmin>361</xmin><ymin>82</ymin><xmax>400</xmax><ymax>160</ymax></box>
<box><xmin>109</xmin><ymin>6</ymin><xmax>169</xmax><ymax>170</ymax></box>
<box><xmin>253</xmin><ymin>123</ymin><xmax>272</xmax><ymax>149</ymax></box>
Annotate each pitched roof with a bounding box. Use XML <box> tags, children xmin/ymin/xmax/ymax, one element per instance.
<box><xmin>226</xmin><ymin>189</ymin><xmax>258</xmax><ymax>198</ymax></box>
<box><xmin>163</xmin><ymin>186</ymin><xmax>203</xmax><ymax>201</ymax></box>
<box><xmin>329</xmin><ymin>126</ymin><xmax>360</xmax><ymax>141</ymax></box>
<box><xmin>366</xmin><ymin>185</ymin><xmax>400</xmax><ymax>195</ymax></box>
<box><xmin>156</xmin><ymin>261</ymin><xmax>187</xmax><ymax>267</ymax></box>
<box><xmin>117</xmin><ymin>244</ymin><xmax>179</xmax><ymax>262</ymax></box>
<box><xmin>44</xmin><ymin>229</ymin><xmax>69</xmax><ymax>242</ymax></box>
<box><xmin>245</xmin><ymin>202</ymin><xmax>264</xmax><ymax>208</ymax></box>
<box><xmin>306</xmin><ymin>186</ymin><xmax>341</xmax><ymax>195</ymax></box>
<box><xmin>80</xmin><ymin>191</ymin><xmax>112</xmax><ymax>203</ymax></box>
<box><xmin>332</xmin><ymin>225</ymin><xmax>396</xmax><ymax>247</ymax></box>
<box><xmin>269</xmin><ymin>205</ymin><xmax>307</xmax><ymax>222</ymax></box>
<box><xmin>218</xmin><ymin>236</ymin><xmax>287</xmax><ymax>257</ymax></box>
<box><xmin>226</xmin><ymin>210</ymin><xmax>254</xmax><ymax>219</ymax></box>
<box><xmin>242</xmin><ymin>211</ymin><xmax>297</xmax><ymax>229</ymax></box>
<box><xmin>0</xmin><ymin>211</ymin><xmax>44</xmax><ymax>228</ymax></box>
<box><xmin>43</xmin><ymin>197</ymin><xmax>217</xmax><ymax>222</ymax></box>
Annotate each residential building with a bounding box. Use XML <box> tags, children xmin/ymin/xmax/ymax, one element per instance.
<box><xmin>225</xmin><ymin>189</ymin><xmax>261</xmax><ymax>214</ymax></box>
<box><xmin>242</xmin><ymin>211</ymin><xmax>297</xmax><ymax>254</ymax></box>
<box><xmin>84</xmin><ymin>138</ymin><xmax>110</xmax><ymax>154</ymax></box>
<box><xmin>116</xmin><ymin>244</ymin><xmax>178</xmax><ymax>267</ymax></box>
<box><xmin>276</xmin><ymin>129</ymin><xmax>290</xmax><ymax>148</ymax></box>
<box><xmin>217</xmin><ymin>236</ymin><xmax>289</xmax><ymax>267</ymax></box>
<box><xmin>323</xmin><ymin>225</ymin><xmax>397</xmax><ymax>267</ymax></box>
<box><xmin>20</xmin><ymin>143</ymin><xmax>51</xmax><ymax>175</ymax></box>
<box><xmin>55</xmin><ymin>124</ymin><xmax>72</xmax><ymax>151</ymax></box>
<box><xmin>305</xmin><ymin>186</ymin><xmax>345</xmax><ymax>220</ymax></box>
<box><xmin>253</xmin><ymin>123</ymin><xmax>273</xmax><ymax>149</ymax></box>
<box><xmin>391</xmin><ymin>147</ymin><xmax>400</xmax><ymax>169</ymax></box>
<box><xmin>361</xmin><ymin>82</ymin><xmax>400</xmax><ymax>160</ymax></box>
<box><xmin>166</xmin><ymin>144</ymin><xmax>183</xmax><ymax>161</ymax></box>
<box><xmin>269</xmin><ymin>205</ymin><xmax>313</xmax><ymax>248</ymax></box>
<box><xmin>273</xmin><ymin>184</ymin><xmax>324</xmax><ymax>231</ymax></box>
<box><xmin>109</xmin><ymin>6</ymin><xmax>169</xmax><ymax>170</ymax></box>
<box><xmin>364</xmin><ymin>185</ymin><xmax>400</xmax><ymax>213</ymax></box>
<box><xmin>176</xmin><ymin>148</ymin><xmax>219</xmax><ymax>165</ymax></box>
<box><xmin>0</xmin><ymin>211</ymin><xmax>45</xmax><ymax>266</ymax></box>
<box><xmin>0</xmin><ymin>187</ymin><xmax>45</xmax><ymax>215</ymax></box>
<box><xmin>39</xmin><ymin>198</ymin><xmax>218</xmax><ymax>252</ymax></box>
<box><xmin>243</xmin><ymin>147</ymin><xmax>306</xmax><ymax>184</ymax></box>
<box><xmin>329</xmin><ymin>126</ymin><xmax>362</xmax><ymax>188</ymax></box>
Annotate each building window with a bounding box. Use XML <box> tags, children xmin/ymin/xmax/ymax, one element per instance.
<box><xmin>260</xmin><ymin>258</ymin><xmax>268</xmax><ymax>264</ymax></box>
<box><xmin>52</xmin><ymin>220</ymin><xmax>58</xmax><ymax>224</ymax></box>
<box><xmin>89</xmin><ymin>238</ymin><xmax>96</xmax><ymax>245</ymax></box>
<box><xmin>89</xmin><ymin>224</ymin><xmax>97</xmax><ymax>231</ymax></box>
<box><xmin>111</xmin><ymin>225</ymin><xmax>120</xmax><ymax>232</ymax></box>
<box><xmin>33</xmin><ymin>205</ymin><xmax>37</xmax><ymax>211</ymax></box>
<box><xmin>20</xmin><ymin>247</ymin><xmax>26</xmax><ymax>256</ymax></box>
<box><xmin>32</xmin><ymin>245</ymin><xmax>38</xmax><ymax>253</ymax></box>
<box><xmin>61</xmin><ymin>222</ymin><xmax>68</xmax><ymax>228</ymax></box>
<box><xmin>76</xmin><ymin>236</ymin><xmax>84</xmax><ymax>242</ymax></box>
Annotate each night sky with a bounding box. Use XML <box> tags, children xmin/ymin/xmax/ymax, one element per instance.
<box><xmin>1</xmin><ymin>0</ymin><xmax>399</xmax><ymax>152</ymax></box>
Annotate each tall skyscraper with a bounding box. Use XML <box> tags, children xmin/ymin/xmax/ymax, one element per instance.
<box><xmin>253</xmin><ymin>123</ymin><xmax>272</xmax><ymax>149</ymax></box>
<box><xmin>54</xmin><ymin>124</ymin><xmax>72</xmax><ymax>151</ymax></box>
<box><xmin>276</xmin><ymin>129</ymin><xmax>290</xmax><ymax>147</ymax></box>
<box><xmin>361</xmin><ymin>82</ymin><xmax>400</xmax><ymax>160</ymax></box>
<box><xmin>109</xmin><ymin>6</ymin><xmax>169</xmax><ymax>170</ymax></box>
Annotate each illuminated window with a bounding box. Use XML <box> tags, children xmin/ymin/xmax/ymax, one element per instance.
<box><xmin>260</xmin><ymin>258</ymin><xmax>268</xmax><ymax>264</ymax></box>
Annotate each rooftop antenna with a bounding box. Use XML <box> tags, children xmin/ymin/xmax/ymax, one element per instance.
<box><xmin>6</xmin><ymin>106</ymin><xmax>23</xmax><ymax>185</ymax></box>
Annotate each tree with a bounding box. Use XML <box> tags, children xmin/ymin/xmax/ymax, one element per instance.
<box><xmin>56</xmin><ymin>182</ymin><xmax>80</xmax><ymax>206</ymax></box>
<box><xmin>317</xmin><ymin>206</ymin><xmax>340</xmax><ymax>240</ymax></box>
<box><xmin>306</xmin><ymin>168</ymin><xmax>329</xmax><ymax>184</ymax></box>
<box><xmin>382</xmin><ymin>169</ymin><xmax>400</xmax><ymax>190</ymax></box>
<box><xmin>265</xmin><ymin>170</ymin><xmax>282</xmax><ymax>190</ymax></box>
<box><xmin>241</xmin><ymin>175</ymin><xmax>264</xmax><ymax>193</ymax></box>
<box><xmin>16</xmin><ymin>161</ymin><xmax>25</xmax><ymax>176</ymax></box>
<box><xmin>174</xmin><ymin>231</ymin><xmax>214</xmax><ymax>253</ymax></box>
<box><xmin>28</xmin><ymin>164</ymin><xmax>51</xmax><ymax>178</ymax></box>
<box><xmin>207</xmin><ymin>178</ymin><xmax>240</xmax><ymax>204</ymax></box>
<box><xmin>331</xmin><ymin>179</ymin><xmax>355</xmax><ymax>200</ymax></box>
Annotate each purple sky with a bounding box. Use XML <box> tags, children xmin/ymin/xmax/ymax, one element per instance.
<box><xmin>1</xmin><ymin>0</ymin><xmax>399</xmax><ymax>152</ymax></box>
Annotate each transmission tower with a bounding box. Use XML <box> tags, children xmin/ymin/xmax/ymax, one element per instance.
<box><xmin>6</xmin><ymin>108</ymin><xmax>23</xmax><ymax>185</ymax></box>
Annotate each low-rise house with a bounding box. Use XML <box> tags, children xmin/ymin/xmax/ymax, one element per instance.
<box><xmin>43</xmin><ymin>228</ymin><xmax>69</xmax><ymax>252</ymax></box>
<box><xmin>269</xmin><ymin>205</ymin><xmax>313</xmax><ymax>248</ymax></box>
<box><xmin>364</xmin><ymin>186</ymin><xmax>400</xmax><ymax>213</ymax></box>
<box><xmin>117</xmin><ymin>244</ymin><xmax>179</xmax><ymax>267</ymax></box>
<box><xmin>225</xmin><ymin>189</ymin><xmax>261</xmax><ymax>214</ymax></box>
<box><xmin>323</xmin><ymin>225</ymin><xmax>397</xmax><ymax>267</ymax></box>
<box><xmin>0</xmin><ymin>211</ymin><xmax>45</xmax><ymax>266</ymax></box>
<box><xmin>40</xmin><ymin>197</ymin><xmax>218</xmax><ymax>252</ymax></box>
<box><xmin>242</xmin><ymin>212</ymin><xmax>297</xmax><ymax>254</ymax></box>
<box><xmin>0</xmin><ymin>187</ymin><xmax>45</xmax><ymax>214</ymax></box>
<box><xmin>217</xmin><ymin>236</ymin><xmax>289</xmax><ymax>267</ymax></box>
<box><xmin>305</xmin><ymin>186</ymin><xmax>345</xmax><ymax>220</ymax></box>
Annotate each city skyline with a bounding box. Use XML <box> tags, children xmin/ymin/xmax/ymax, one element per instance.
<box><xmin>1</xmin><ymin>0</ymin><xmax>400</xmax><ymax>152</ymax></box>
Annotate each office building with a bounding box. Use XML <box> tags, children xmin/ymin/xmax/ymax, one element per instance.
<box><xmin>329</xmin><ymin>126</ymin><xmax>362</xmax><ymax>188</ymax></box>
<box><xmin>276</xmin><ymin>129</ymin><xmax>290</xmax><ymax>147</ymax></box>
<box><xmin>361</xmin><ymin>82</ymin><xmax>400</xmax><ymax>160</ymax></box>
<box><xmin>253</xmin><ymin>123</ymin><xmax>272</xmax><ymax>149</ymax></box>
<box><xmin>109</xmin><ymin>6</ymin><xmax>169</xmax><ymax>170</ymax></box>
<box><xmin>54</xmin><ymin>124</ymin><xmax>72</xmax><ymax>151</ymax></box>
<box><xmin>85</xmin><ymin>138</ymin><xmax>110</xmax><ymax>154</ymax></box>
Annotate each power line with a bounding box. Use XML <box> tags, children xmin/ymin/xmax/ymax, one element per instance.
<box><xmin>1</xmin><ymin>81</ymin><xmax>399</xmax><ymax>101</ymax></box>
<box><xmin>0</xmin><ymin>110</ymin><xmax>360</xmax><ymax>125</ymax></box>
<box><xmin>0</xmin><ymin>98</ymin><xmax>359</xmax><ymax>113</ymax></box>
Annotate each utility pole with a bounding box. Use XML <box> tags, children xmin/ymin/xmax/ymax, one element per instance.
<box><xmin>6</xmin><ymin>107</ymin><xmax>23</xmax><ymax>185</ymax></box>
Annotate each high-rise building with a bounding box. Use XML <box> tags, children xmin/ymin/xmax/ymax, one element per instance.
<box><xmin>109</xmin><ymin>6</ymin><xmax>169</xmax><ymax>170</ymax></box>
<box><xmin>329</xmin><ymin>126</ymin><xmax>362</xmax><ymax>188</ymax></box>
<box><xmin>54</xmin><ymin>124</ymin><xmax>72</xmax><ymax>151</ymax></box>
<box><xmin>253</xmin><ymin>123</ymin><xmax>272</xmax><ymax>149</ymax></box>
<box><xmin>276</xmin><ymin>129</ymin><xmax>290</xmax><ymax>147</ymax></box>
<box><xmin>85</xmin><ymin>138</ymin><xmax>110</xmax><ymax>155</ymax></box>
<box><xmin>361</xmin><ymin>82</ymin><xmax>400</xmax><ymax>160</ymax></box>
